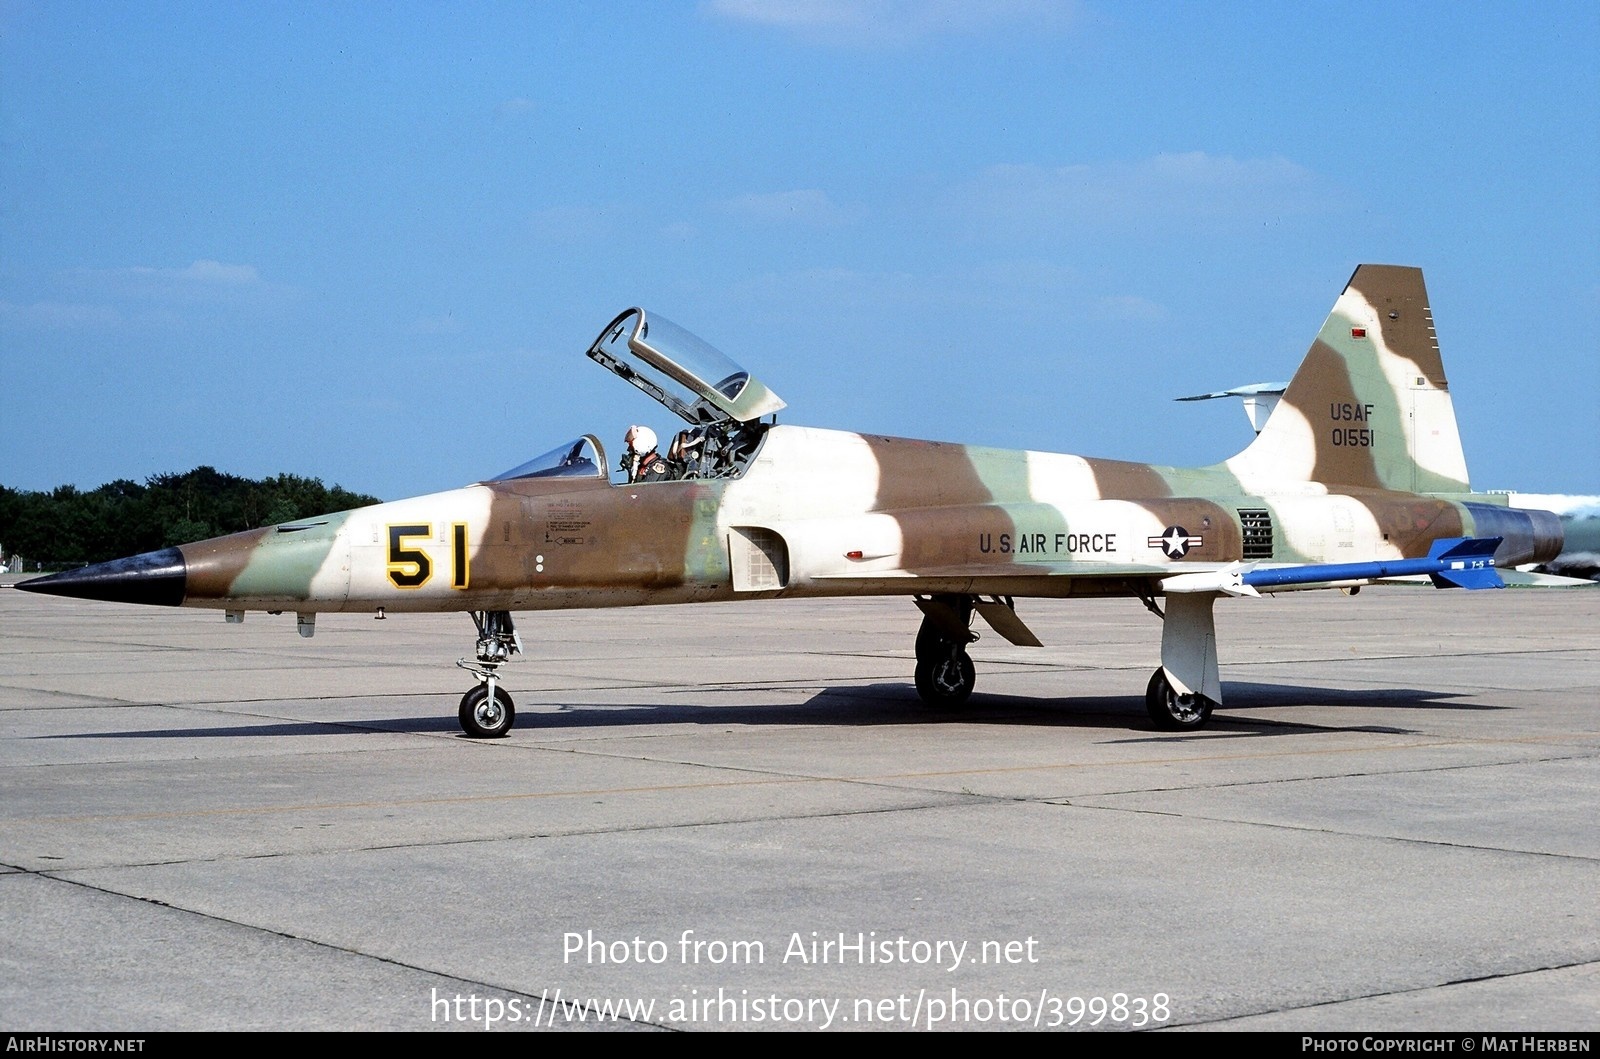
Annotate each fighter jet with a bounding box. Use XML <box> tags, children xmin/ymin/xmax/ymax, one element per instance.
<box><xmin>17</xmin><ymin>265</ymin><xmax>1579</xmax><ymax>737</ymax></box>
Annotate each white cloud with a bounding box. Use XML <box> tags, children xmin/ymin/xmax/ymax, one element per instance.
<box><xmin>529</xmin><ymin>204</ymin><xmax>617</xmax><ymax>243</ymax></box>
<box><xmin>717</xmin><ymin>189</ymin><xmax>862</xmax><ymax>226</ymax></box>
<box><xmin>0</xmin><ymin>300</ymin><xmax>123</xmax><ymax>330</ymax></box>
<box><xmin>103</xmin><ymin>260</ymin><xmax>259</xmax><ymax>285</ymax></box>
<box><xmin>660</xmin><ymin>221</ymin><xmax>700</xmax><ymax>241</ymax></box>
<box><xmin>64</xmin><ymin>260</ymin><xmax>268</xmax><ymax>301</ymax></box>
<box><xmin>730</xmin><ymin>259</ymin><xmax>1166</xmax><ymax>321</ymax></box>
<box><xmin>955</xmin><ymin>153</ymin><xmax>1346</xmax><ymax>237</ymax></box>
<box><xmin>1093</xmin><ymin>294</ymin><xmax>1167</xmax><ymax>321</ymax></box>
<box><xmin>412</xmin><ymin>314</ymin><xmax>464</xmax><ymax>335</ymax></box>
<box><xmin>11</xmin><ymin>260</ymin><xmax>290</xmax><ymax>330</ymax></box>
<box><xmin>704</xmin><ymin>0</ymin><xmax>1082</xmax><ymax>47</ymax></box>
<box><xmin>172</xmin><ymin>260</ymin><xmax>261</xmax><ymax>285</ymax></box>
<box><xmin>732</xmin><ymin>265</ymin><xmax>921</xmax><ymax>308</ymax></box>
<box><xmin>0</xmin><ymin>300</ymin><xmax>199</xmax><ymax>331</ymax></box>
<box><xmin>495</xmin><ymin>97</ymin><xmax>536</xmax><ymax>119</ymax></box>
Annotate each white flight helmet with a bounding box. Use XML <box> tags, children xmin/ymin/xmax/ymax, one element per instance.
<box><xmin>625</xmin><ymin>424</ymin><xmax>657</xmax><ymax>455</ymax></box>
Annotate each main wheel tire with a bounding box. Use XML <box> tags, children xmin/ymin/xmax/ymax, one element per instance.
<box><xmin>1145</xmin><ymin>668</ymin><xmax>1213</xmax><ymax>731</ymax></box>
<box><xmin>459</xmin><ymin>684</ymin><xmax>516</xmax><ymax>738</ymax></box>
<box><xmin>915</xmin><ymin>650</ymin><xmax>976</xmax><ymax>708</ymax></box>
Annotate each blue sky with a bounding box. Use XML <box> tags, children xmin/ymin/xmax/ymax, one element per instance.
<box><xmin>3</xmin><ymin>1</ymin><xmax>1597</xmax><ymax>501</ymax></box>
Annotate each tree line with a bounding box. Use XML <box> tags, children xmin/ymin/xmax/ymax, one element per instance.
<box><xmin>0</xmin><ymin>467</ymin><xmax>381</xmax><ymax>569</ymax></box>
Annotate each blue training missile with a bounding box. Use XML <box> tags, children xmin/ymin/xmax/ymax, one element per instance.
<box><xmin>1163</xmin><ymin>537</ymin><xmax>1504</xmax><ymax>597</ymax></box>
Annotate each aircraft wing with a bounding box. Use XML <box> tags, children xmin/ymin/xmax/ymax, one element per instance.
<box><xmin>810</xmin><ymin>559</ymin><xmax>1180</xmax><ymax>582</ymax></box>
<box><xmin>803</xmin><ymin>537</ymin><xmax>1553</xmax><ymax>648</ymax></box>
<box><xmin>808</xmin><ymin>537</ymin><xmax>1516</xmax><ymax>597</ymax></box>
<box><xmin>808</xmin><ymin>560</ymin><xmax>1205</xmax><ymax>646</ymax></box>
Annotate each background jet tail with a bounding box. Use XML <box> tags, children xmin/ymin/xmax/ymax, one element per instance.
<box><xmin>1224</xmin><ymin>264</ymin><xmax>1471</xmax><ymax>494</ymax></box>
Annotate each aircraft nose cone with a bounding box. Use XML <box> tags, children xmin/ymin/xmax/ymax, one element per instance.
<box><xmin>14</xmin><ymin>547</ymin><xmax>187</xmax><ymax>606</ymax></box>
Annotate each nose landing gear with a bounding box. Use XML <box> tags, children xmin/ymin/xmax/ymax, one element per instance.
<box><xmin>455</xmin><ymin>610</ymin><xmax>522</xmax><ymax>738</ymax></box>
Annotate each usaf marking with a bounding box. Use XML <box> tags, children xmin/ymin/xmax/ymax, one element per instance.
<box><xmin>978</xmin><ymin>532</ymin><xmax>1117</xmax><ymax>555</ymax></box>
<box><xmin>1149</xmin><ymin>526</ymin><xmax>1203</xmax><ymax>559</ymax></box>
<box><xmin>1330</xmin><ymin>401</ymin><xmax>1375</xmax><ymax>448</ymax></box>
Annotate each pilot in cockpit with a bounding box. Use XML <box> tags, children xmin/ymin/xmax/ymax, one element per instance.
<box><xmin>620</xmin><ymin>424</ymin><xmax>676</xmax><ymax>483</ymax></box>
<box><xmin>668</xmin><ymin>428</ymin><xmax>706</xmax><ymax>478</ymax></box>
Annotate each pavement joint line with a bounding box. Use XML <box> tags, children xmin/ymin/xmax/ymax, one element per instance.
<box><xmin>1172</xmin><ymin>957</ymin><xmax>1600</xmax><ymax>1030</ymax></box>
<box><xmin>0</xmin><ymin>773</ymin><xmax>962</xmax><ymax>827</ymax></box>
<box><xmin>23</xmin><ymin>799</ymin><xmax>985</xmax><ymax>873</ymax></box>
<box><xmin>8</xmin><ymin>736</ymin><xmax>1595</xmax><ymax>829</ymax></box>
<box><xmin>2</xmin><ymin>869</ymin><xmax>649</xmax><ymax>1030</ymax></box>
<box><xmin>1072</xmin><ymin>800</ymin><xmax>1600</xmax><ymax>865</ymax></box>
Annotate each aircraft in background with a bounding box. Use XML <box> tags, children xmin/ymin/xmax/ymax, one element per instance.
<box><xmin>1505</xmin><ymin>495</ymin><xmax>1600</xmax><ymax>580</ymax></box>
<box><xmin>19</xmin><ymin>265</ymin><xmax>1587</xmax><ymax>737</ymax></box>
<box><xmin>1176</xmin><ymin>381</ymin><xmax>1289</xmax><ymax>435</ymax></box>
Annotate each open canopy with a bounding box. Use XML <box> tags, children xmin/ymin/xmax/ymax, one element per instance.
<box><xmin>585</xmin><ymin>308</ymin><xmax>786</xmax><ymax>426</ymax></box>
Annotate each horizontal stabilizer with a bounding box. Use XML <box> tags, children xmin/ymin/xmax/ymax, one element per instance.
<box><xmin>1497</xmin><ymin>569</ymin><xmax>1600</xmax><ymax>589</ymax></box>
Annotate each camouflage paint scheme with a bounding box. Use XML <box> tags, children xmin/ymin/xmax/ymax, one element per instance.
<box><xmin>156</xmin><ymin>265</ymin><xmax>1560</xmax><ymax>607</ymax></box>
<box><xmin>18</xmin><ymin>265</ymin><xmax>1572</xmax><ymax>733</ymax></box>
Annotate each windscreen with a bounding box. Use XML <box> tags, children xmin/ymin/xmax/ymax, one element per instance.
<box><xmin>489</xmin><ymin>436</ymin><xmax>604</xmax><ymax>482</ymax></box>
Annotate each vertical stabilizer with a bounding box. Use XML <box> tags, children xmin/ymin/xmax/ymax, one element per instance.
<box><xmin>1225</xmin><ymin>265</ymin><xmax>1470</xmax><ymax>493</ymax></box>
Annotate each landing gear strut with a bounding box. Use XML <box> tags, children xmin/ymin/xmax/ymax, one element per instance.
<box><xmin>455</xmin><ymin>610</ymin><xmax>522</xmax><ymax>738</ymax></box>
<box><xmin>913</xmin><ymin>594</ymin><xmax>978</xmax><ymax>708</ymax></box>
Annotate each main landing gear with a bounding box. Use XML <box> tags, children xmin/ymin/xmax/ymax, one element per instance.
<box><xmin>1144</xmin><ymin>667</ymin><xmax>1214</xmax><ymax>731</ymax></box>
<box><xmin>905</xmin><ymin>590</ymin><xmax>1223</xmax><ymax>731</ymax></box>
<box><xmin>456</xmin><ymin>610</ymin><xmax>522</xmax><ymax>738</ymax></box>
<box><xmin>1140</xmin><ymin>590</ymin><xmax>1221</xmax><ymax>731</ymax></box>
<box><xmin>913</xmin><ymin>595</ymin><xmax>979</xmax><ymax>708</ymax></box>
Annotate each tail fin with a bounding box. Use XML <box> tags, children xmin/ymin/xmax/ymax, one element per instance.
<box><xmin>1224</xmin><ymin>264</ymin><xmax>1470</xmax><ymax>494</ymax></box>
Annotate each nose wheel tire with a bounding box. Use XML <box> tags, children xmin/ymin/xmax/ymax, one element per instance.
<box><xmin>460</xmin><ymin>684</ymin><xmax>516</xmax><ymax>738</ymax></box>
<box><xmin>1145</xmin><ymin>668</ymin><xmax>1213</xmax><ymax>731</ymax></box>
<box><xmin>915</xmin><ymin>650</ymin><xmax>976</xmax><ymax>708</ymax></box>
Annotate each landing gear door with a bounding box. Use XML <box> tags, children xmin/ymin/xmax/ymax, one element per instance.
<box><xmin>586</xmin><ymin>308</ymin><xmax>787</xmax><ymax>426</ymax></box>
